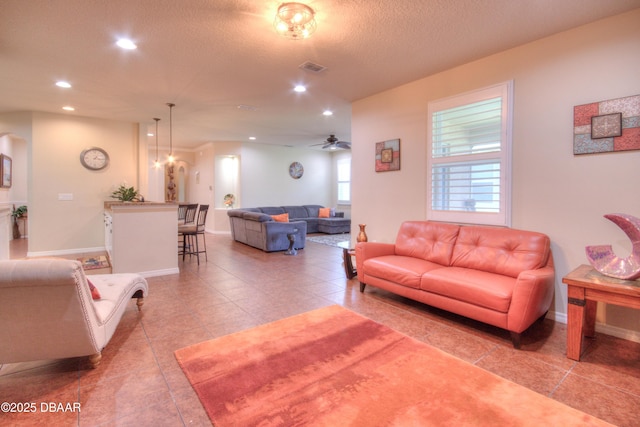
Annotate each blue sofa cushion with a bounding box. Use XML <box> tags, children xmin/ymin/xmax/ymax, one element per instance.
<box><xmin>303</xmin><ymin>205</ymin><xmax>324</xmax><ymax>218</ymax></box>
<box><xmin>258</xmin><ymin>206</ymin><xmax>286</xmax><ymax>215</ymax></box>
<box><xmin>242</xmin><ymin>211</ymin><xmax>273</xmax><ymax>222</ymax></box>
<box><xmin>282</xmin><ymin>206</ymin><xmax>309</xmax><ymax>219</ymax></box>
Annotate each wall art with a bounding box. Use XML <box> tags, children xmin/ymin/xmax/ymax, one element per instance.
<box><xmin>573</xmin><ymin>94</ymin><xmax>640</xmax><ymax>155</ymax></box>
<box><xmin>289</xmin><ymin>161</ymin><xmax>304</xmax><ymax>179</ymax></box>
<box><xmin>375</xmin><ymin>139</ymin><xmax>400</xmax><ymax>172</ymax></box>
<box><xmin>0</xmin><ymin>154</ymin><xmax>12</xmax><ymax>188</ymax></box>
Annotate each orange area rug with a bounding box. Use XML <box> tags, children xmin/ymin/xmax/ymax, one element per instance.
<box><xmin>175</xmin><ymin>305</ymin><xmax>611</xmax><ymax>426</ymax></box>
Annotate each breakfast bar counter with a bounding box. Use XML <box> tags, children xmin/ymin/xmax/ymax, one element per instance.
<box><xmin>104</xmin><ymin>202</ymin><xmax>179</xmax><ymax>276</ymax></box>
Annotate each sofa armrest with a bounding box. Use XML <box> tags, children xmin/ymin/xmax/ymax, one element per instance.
<box><xmin>355</xmin><ymin>242</ymin><xmax>396</xmax><ymax>281</ymax></box>
<box><xmin>263</xmin><ymin>220</ymin><xmax>308</xmax><ymax>251</ymax></box>
<box><xmin>507</xmin><ymin>260</ymin><xmax>555</xmax><ymax>333</ymax></box>
<box><xmin>264</xmin><ymin>220</ymin><xmax>307</xmax><ymax>234</ymax></box>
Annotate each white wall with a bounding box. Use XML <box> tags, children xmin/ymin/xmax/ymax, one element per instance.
<box><xmin>0</xmin><ymin>112</ymin><xmax>32</xmax><ymax>209</ymax></box>
<box><xmin>351</xmin><ymin>10</ymin><xmax>640</xmax><ymax>337</ymax></box>
<box><xmin>187</xmin><ymin>141</ymin><xmax>334</xmax><ymax>233</ymax></box>
<box><xmin>240</xmin><ymin>142</ymin><xmax>333</xmax><ymax>207</ymax></box>
<box><xmin>0</xmin><ymin>112</ymin><xmax>142</xmax><ymax>255</ymax></box>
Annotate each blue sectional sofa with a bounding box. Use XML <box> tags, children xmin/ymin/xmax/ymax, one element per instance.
<box><xmin>227</xmin><ymin>205</ymin><xmax>350</xmax><ymax>252</ymax></box>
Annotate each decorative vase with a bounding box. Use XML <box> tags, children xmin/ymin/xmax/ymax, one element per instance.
<box><xmin>357</xmin><ymin>224</ymin><xmax>368</xmax><ymax>243</ymax></box>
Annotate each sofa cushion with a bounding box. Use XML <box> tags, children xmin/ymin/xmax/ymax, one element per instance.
<box><xmin>242</xmin><ymin>211</ymin><xmax>273</xmax><ymax>222</ymax></box>
<box><xmin>305</xmin><ymin>218</ymin><xmax>320</xmax><ymax>233</ymax></box>
<box><xmin>421</xmin><ymin>267</ymin><xmax>515</xmax><ymax>312</ymax></box>
<box><xmin>282</xmin><ymin>206</ymin><xmax>309</xmax><ymax>219</ymax></box>
<box><xmin>451</xmin><ymin>226</ymin><xmax>550</xmax><ymax>278</ymax></box>
<box><xmin>318</xmin><ymin>218</ymin><xmax>351</xmax><ymax>234</ymax></box>
<box><xmin>226</xmin><ymin>209</ymin><xmax>245</xmax><ymax>218</ymax></box>
<box><xmin>363</xmin><ymin>256</ymin><xmax>443</xmax><ymax>289</ymax></box>
<box><xmin>271</xmin><ymin>213</ymin><xmax>289</xmax><ymax>222</ymax></box>
<box><xmin>318</xmin><ymin>207</ymin><xmax>331</xmax><ymax>218</ymax></box>
<box><xmin>303</xmin><ymin>205</ymin><xmax>324</xmax><ymax>218</ymax></box>
<box><xmin>258</xmin><ymin>206</ymin><xmax>286</xmax><ymax>215</ymax></box>
<box><xmin>395</xmin><ymin>221</ymin><xmax>460</xmax><ymax>266</ymax></box>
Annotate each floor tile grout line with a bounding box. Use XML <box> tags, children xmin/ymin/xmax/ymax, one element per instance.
<box><xmin>138</xmin><ymin>311</ymin><xmax>190</xmax><ymax>427</ymax></box>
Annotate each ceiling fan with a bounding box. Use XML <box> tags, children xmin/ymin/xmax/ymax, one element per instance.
<box><xmin>312</xmin><ymin>134</ymin><xmax>351</xmax><ymax>150</ymax></box>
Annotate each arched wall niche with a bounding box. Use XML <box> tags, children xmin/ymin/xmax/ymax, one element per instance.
<box><xmin>165</xmin><ymin>160</ymin><xmax>190</xmax><ymax>202</ymax></box>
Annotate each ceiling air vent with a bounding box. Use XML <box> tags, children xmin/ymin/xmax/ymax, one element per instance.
<box><xmin>299</xmin><ymin>61</ymin><xmax>327</xmax><ymax>73</ymax></box>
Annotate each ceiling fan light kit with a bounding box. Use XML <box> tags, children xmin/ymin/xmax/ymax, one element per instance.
<box><xmin>313</xmin><ymin>134</ymin><xmax>351</xmax><ymax>150</ymax></box>
<box><xmin>274</xmin><ymin>2</ymin><xmax>317</xmax><ymax>40</ymax></box>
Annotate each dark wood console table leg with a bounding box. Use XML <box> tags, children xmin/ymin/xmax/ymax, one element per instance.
<box><xmin>343</xmin><ymin>248</ymin><xmax>356</xmax><ymax>279</ymax></box>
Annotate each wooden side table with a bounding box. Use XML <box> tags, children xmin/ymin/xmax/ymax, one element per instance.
<box><xmin>562</xmin><ymin>264</ymin><xmax>640</xmax><ymax>361</ymax></box>
<box><xmin>337</xmin><ymin>241</ymin><xmax>356</xmax><ymax>279</ymax></box>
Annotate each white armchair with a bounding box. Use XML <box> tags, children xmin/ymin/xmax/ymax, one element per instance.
<box><xmin>0</xmin><ymin>258</ymin><xmax>148</xmax><ymax>368</ymax></box>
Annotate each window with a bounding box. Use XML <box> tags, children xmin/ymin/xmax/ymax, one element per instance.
<box><xmin>427</xmin><ymin>81</ymin><xmax>512</xmax><ymax>226</ymax></box>
<box><xmin>337</xmin><ymin>157</ymin><xmax>351</xmax><ymax>204</ymax></box>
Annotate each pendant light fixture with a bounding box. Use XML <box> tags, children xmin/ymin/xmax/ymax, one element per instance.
<box><xmin>153</xmin><ymin>117</ymin><xmax>160</xmax><ymax>168</ymax></box>
<box><xmin>166</xmin><ymin>103</ymin><xmax>175</xmax><ymax>163</ymax></box>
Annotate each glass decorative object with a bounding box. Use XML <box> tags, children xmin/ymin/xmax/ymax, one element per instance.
<box><xmin>585</xmin><ymin>213</ymin><xmax>640</xmax><ymax>280</ymax></box>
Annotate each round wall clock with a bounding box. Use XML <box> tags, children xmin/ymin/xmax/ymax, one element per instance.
<box><xmin>289</xmin><ymin>161</ymin><xmax>304</xmax><ymax>179</ymax></box>
<box><xmin>80</xmin><ymin>147</ymin><xmax>110</xmax><ymax>171</ymax></box>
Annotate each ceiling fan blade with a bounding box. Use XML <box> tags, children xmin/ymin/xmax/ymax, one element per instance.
<box><xmin>314</xmin><ymin>135</ymin><xmax>350</xmax><ymax>149</ymax></box>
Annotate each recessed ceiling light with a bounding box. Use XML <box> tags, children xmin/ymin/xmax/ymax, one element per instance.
<box><xmin>56</xmin><ymin>81</ymin><xmax>71</xmax><ymax>88</ymax></box>
<box><xmin>116</xmin><ymin>38</ymin><xmax>137</xmax><ymax>50</ymax></box>
<box><xmin>62</xmin><ymin>106</ymin><xmax>75</xmax><ymax>111</ymax></box>
<box><xmin>249</xmin><ymin>136</ymin><xmax>256</xmax><ymax>140</ymax></box>
<box><xmin>294</xmin><ymin>85</ymin><xmax>306</xmax><ymax>93</ymax></box>
<box><xmin>323</xmin><ymin>110</ymin><xmax>333</xmax><ymax>116</ymax></box>
<box><xmin>147</xmin><ymin>133</ymin><xmax>154</xmax><ymax>137</ymax></box>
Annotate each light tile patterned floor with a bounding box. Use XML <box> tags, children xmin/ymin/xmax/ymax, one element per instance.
<box><xmin>2</xmin><ymin>235</ymin><xmax>639</xmax><ymax>426</ymax></box>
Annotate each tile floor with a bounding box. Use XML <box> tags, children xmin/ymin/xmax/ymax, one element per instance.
<box><xmin>1</xmin><ymin>235</ymin><xmax>639</xmax><ymax>426</ymax></box>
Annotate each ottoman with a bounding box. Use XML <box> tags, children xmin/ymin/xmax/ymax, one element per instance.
<box><xmin>318</xmin><ymin>217</ymin><xmax>351</xmax><ymax>234</ymax></box>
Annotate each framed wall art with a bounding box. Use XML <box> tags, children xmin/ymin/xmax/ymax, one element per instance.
<box><xmin>375</xmin><ymin>139</ymin><xmax>400</xmax><ymax>172</ymax></box>
<box><xmin>573</xmin><ymin>94</ymin><xmax>640</xmax><ymax>155</ymax></box>
<box><xmin>0</xmin><ymin>154</ymin><xmax>11</xmax><ymax>188</ymax></box>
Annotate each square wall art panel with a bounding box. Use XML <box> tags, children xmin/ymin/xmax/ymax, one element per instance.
<box><xmin>375</xmin><ymin>139</ymin><xmax>400</xmax><ymax>172</ymax></box>
<box><xmin>573</xmin><ymin>94</ymin><xmax>640</xmax><ymax>155</ymax></box>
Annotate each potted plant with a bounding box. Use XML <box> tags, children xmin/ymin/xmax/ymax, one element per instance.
<box><xmin>110</xmin><ymin>184</ymin><xmax>141</xmax><ymax>202</ymax></box>
<box><xmin>11</xmin><ymin>205</ymin><xmax>27</xmax><ymax>239</ymax></box>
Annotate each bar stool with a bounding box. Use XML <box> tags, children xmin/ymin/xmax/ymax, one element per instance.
<box><xmin>179</xmin><ymin>205</ymin><xmax>209</xmax><ymax>265</ymax></box>
<box><xmin>178</xmin><ymin>204</ymin><xmax>198</xmax><ymax>257</ymax></box>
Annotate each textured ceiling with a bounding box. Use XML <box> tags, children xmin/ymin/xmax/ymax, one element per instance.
<box><xmin>1</xmin><ymin>0</ymin><xmax>639</xmax><ymax>150</ymax></box>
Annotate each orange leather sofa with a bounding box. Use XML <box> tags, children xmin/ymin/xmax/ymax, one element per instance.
<box><xmin>356</xmin><ymin>221</ymin><xmax>555</xmax><ymax>347</ymax></box>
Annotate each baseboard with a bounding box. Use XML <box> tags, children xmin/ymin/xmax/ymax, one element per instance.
<box><xmin>208</xmin><ymin>229</ymin><xmax>231</xmax><ymax>235</ymax></box>
<box><xmin>27</xmin><ymin>246</ymin><xmax>106</xmax><ymax>258</ymax></box>
<box><xmin>548</xmin><ymin>310</ymin><xmax>640</xmax><ymax>344</ymax></box>
<box><xmin>25</xmin><ymin>247</ymin><xmax>179</xmax><ymax>278</ymax></box>
<box><xmin>138</xmin><ymin>267</ymin><xmax>180</xmax><ymax>278</ymax></box>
